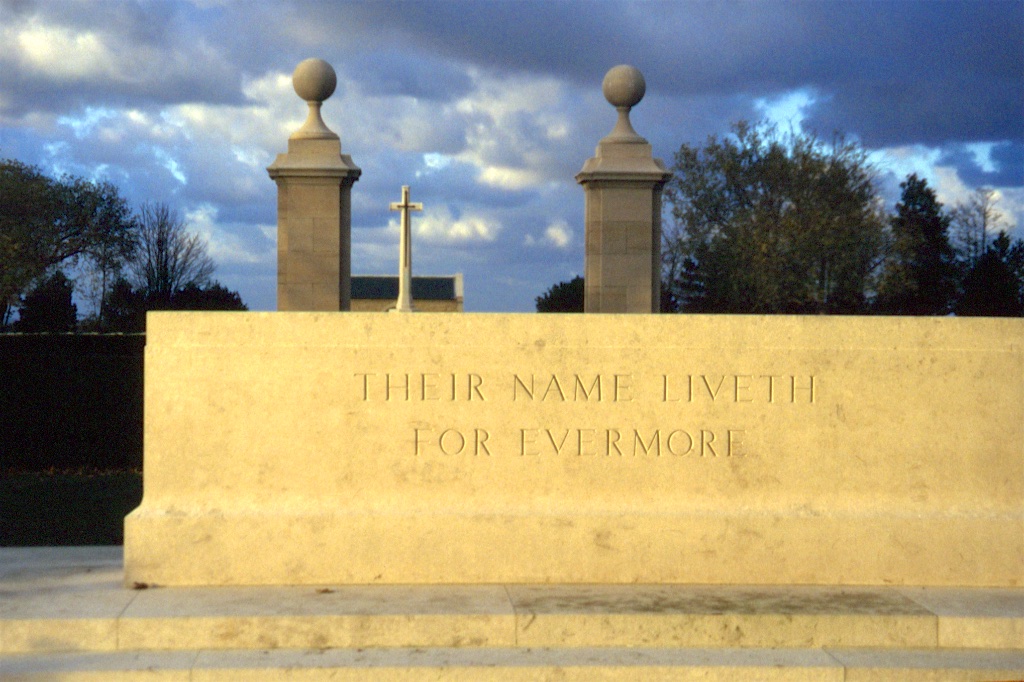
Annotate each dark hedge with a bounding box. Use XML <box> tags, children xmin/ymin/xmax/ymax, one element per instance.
<box><xmin>0</xmin><ymin>334</ymin><xmax>144</xmax><ymax>471</ymax></box>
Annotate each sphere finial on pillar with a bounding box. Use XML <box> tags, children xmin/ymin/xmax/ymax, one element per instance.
<box><xmin>577</xmin><ymin>65</ymin><xmax>670</xmax><ymax>314</ymax></box>
<box><xmin>291</xmin><ymin>58</ymin><xmax>339</xmax><ymax>140</ymax></box>
<box><xmin>268</xmin><ymin>57</ymin><xmax>361</xmax><ymax>312</ymax></box>
<box><xmin>601</xmin><ymin>65</ymin><xmax>647</xmax><ymax>142</ymax></box>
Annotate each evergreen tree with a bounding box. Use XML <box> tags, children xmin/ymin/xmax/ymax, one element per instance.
<box><xmin>102</xmin><ymin>277</ymin><xmax>247</xmax><ymax>332</ymax></box>
<box><xmin>956</xmin><ymin>232</ymin><xmax>1024</xmax><ymax>317</ymax></box>
<box><xmin>168</xmin><ymin>282</ymin><xmax>248</xmax><ymax>311</ymax></box>
<box><xmin>103</xmin><ymin>277</ymin><xmax>146</xmax><ymax>333</ymax></box>
<box><xmin>536</xmin><ymin>276</ymin><xmax>584</xmax><ymax>312</ymax></box>
<box><xmin>13</xmin><ymin>271</ymin><xmax>78</xmax><ymax>332</ymax></box>
<box><xmin>876</xmin><ymin>174</ymin><xmax>958</xmax><ymax>315</ymax></box>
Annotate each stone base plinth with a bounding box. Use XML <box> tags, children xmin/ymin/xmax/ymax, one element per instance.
<box><xmin>124</xmin><ymin>313</ymin><xmax>1022</xmax><ymax>587</ymax></box>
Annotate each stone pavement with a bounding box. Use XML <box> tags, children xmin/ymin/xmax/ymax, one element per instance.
<box><xmin>2</xmin><ymin>547</ymin><xmax>1022</xmax><ymax>680</ymax></box>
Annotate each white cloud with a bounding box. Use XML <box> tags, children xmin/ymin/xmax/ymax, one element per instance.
<box><xmin>452</xmin><ymin>71</ymin><xmax>576</xmax><ymax>190</ymax></box>
<box><xmin>16</xmin><ymin>20</ymin><xmax>116</xmax><ymax>80</ymax></box>
<box><xmin>184</xmin><ymin>204</ymin><xmax>272</xmax><ymax>266</ymax></box>
<box><xmin>524</xmin><ymin>221</ymin><xmax>574</xmax><ymax>249</ymax></box>
<box><xmin>873</xmin><ymin>147</ymin><xmax>1022</xmax><ymax>234</ymax></box>
<box><xmin>152</xmin><ymin>147</ymin><xmax>187</xmax><ymax>185</ymax></box>
<box><xmin>56</xmin><ymin>107</ymin><xmax>118</xmax><ymax>139</ymax></box>
<box><xmin>409</xmin><ymin>205</ymin><xmax>499</xmax><ymax>243</ymax></box>
<box><xmin>544</xmin><ymin>221</ymin><xmax>572</xmax><ymax>248</ymax></box>
<box><xmin>3</xmin><ymin>11</ymin><xmax>235</xmax><ymax>103</ymax></box>
<box><xmin>422</xmin><ymin>153</ymin><xmax>451</xmax><ymax>171</ymax></box>
<box><xmin>995</xmin><ymin>189</ymin><xmax>1022</xmax><ymax>232</ymax></box>
<box><xmin>165</xmin><ymin>71</ymin><xmax>300</xmax><ymax>152</ymax></box>
<box><xmin>872</xmin><ymin>145</ymin><xmax>943</xmax><ymax>182</ymax></box>
<box><xmin>931</xmin><ymin>166</ymin><xmax>1021</xmax><ymax>232</ymax></box>
<box><xmin>964</xmin><ymin>142</ymin><xmax>999</xmax><ymax>174</ymax></box>
<box><xmin>326</xmin><ymin>76</ymin><xmax>466</xmax><ymax>154</ymax></box>
<box><xmin>3</xmin><ymin>0</ymin><xmax>1019</xmax><ymax>315</ymax></box>
<box><xmin>754</xmin><ymin>88</ymin><xmax>816</xmax><ymax>134</ymax></box>
<box><xmin>478</xmin><ymin>166</ymin><xmax>543</xmax><ymax>191</ymax></box>
<box><xmin>931</xmin><ymin>166</ymin><xmax>976</xmax><ymax>210</ymax></box>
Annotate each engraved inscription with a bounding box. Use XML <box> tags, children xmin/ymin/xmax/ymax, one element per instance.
<box><xmin>414</xmin><ymin>426</ymin><xmax>744</xmax><ymax>457</ymax></box>
<box><xmin>512</xmin><ymin>374</ymin><xmax>633</xmax><ymax>401</ymax></box>
<box><xmin>356</xmin><ymin>373</ymin><xmax>488</xmax><ymax>401</ymax></box>
<box><xmin>355</xmin><ymin>369</ymin><xmax>822</xmax><ymax>460</ymax></box>
<box><xmin>414</xmin><ymin>428</ymin><xmax>492</xmax><ymax>455</ymax></box>
<box><xmin>661</xmin><ymin>375</ymin><xmax>816</xmax><ymax>404</ymax></box>
<box><xmin>518</xmin><ymin>428</ymin><xmax>744</xmax><ymax>457</ymax></box>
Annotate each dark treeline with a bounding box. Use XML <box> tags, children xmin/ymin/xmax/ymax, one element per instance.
<box><xmin>1</xmin><ymin>159</ymin><xmax>247</xmax><ymax>333</ymax></box>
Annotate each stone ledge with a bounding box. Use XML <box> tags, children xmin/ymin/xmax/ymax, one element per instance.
<box><xmin>3</xmin><ymin>548</ymin><xmax>1021</xmax><ymax>655</ymax></box>
<box><xmin>5</xmin><ymin>647</ymin><xmax>1024</xmax><ymax>682</ymax></box>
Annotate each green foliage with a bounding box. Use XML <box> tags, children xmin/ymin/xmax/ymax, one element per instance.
<box><xmin>536</xmin><ymin>276</ymin><xmax>584</xmax><ymax>312</ymax></box>
<box><xmin>662</xmin><ymin>121</ymin><xmax>885</xmax><ymax>314</ymax></box>
<box><xmin>13</xmin><ymin>271</ymin><xmax>78</xmax><ymax>332</ymax></box>
<box><xmin>876</xmin><ymin>174</ymin><xmax>958</xmax><ymax>315</ymax></box>
<box><xmin>0</xmin><ymin>160</ymin><xmax>62</xmax><ymax>325</ymax></box>
<box><xmin>0</xmin><ymin>159</ymin><xmax>137</xmax><ymax>327</ymax></box>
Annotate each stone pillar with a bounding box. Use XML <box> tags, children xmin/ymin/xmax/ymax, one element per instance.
<box><xmin>268</xmin><ymin>59</ymin><xmax>361</xmax><ymax>311</ymax></box>
<box><xmin>576</xmin><ymin>65</ymin><xmax>671</xmax><ymax>313</ymax></box>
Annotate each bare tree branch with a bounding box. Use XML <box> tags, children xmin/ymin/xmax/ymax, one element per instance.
<box><xmin>130</xmin><ymin>203</ymin><xmax>215</xmax><ymax>304</ymax></box>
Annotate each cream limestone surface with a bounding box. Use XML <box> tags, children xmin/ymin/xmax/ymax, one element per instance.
<box><xmin>123</xmin><ymin>313</ymin><xmax>1023</xmax><ymax>587</ymax></box>
<box><xmin>6</xmin><ymin>548</ymin><xmax>1021</xmax><ymax>654</ymax></box>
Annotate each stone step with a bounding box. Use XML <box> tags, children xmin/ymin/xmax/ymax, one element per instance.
<box><xmin>3</xmin><ymin>548</ymin><xmax>1022</xmax><ymax>655</ymax></box>
<box><xmin>5</xmin><ymin>647</ymin><xmax>1024</xmax><ymax>681</ymax></box>
<box><xmin>2</xmin><ymin>548</ymin><xmax>1022</xmax><ymax>680</ymax></box>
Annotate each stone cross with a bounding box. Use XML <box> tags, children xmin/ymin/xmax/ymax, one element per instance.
<box><xmin>389</xmin><ymin>185</ymin><xmax>423</xmax><ymax>313</ymax></box>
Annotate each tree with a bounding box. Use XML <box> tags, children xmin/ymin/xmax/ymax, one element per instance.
<box><xmin>130</xmin><ymin>202</ymin><xmax>215</xmax><ymax>305</ymax></box>
<box><xmin>101</xmin><ymin>278</ymin><xmax>248</xmax><ymax>332</ymax></box>
<box><xmin>12</xmin><ymin>271</ymin><xmax>78</xmax><ymax>332</ymax></box>
<box><xmin>956</xmin><ymin>231</ymin><xmax>1024</xmax><ymax>317</ymax></box>
<box><xmin>536</xmin><ymin>276</ymin><xmax>584</xmax><ymax>312</ymax></box>
<box><xmin>72</xmin><ymin>179</ymin><xmax>139</xmax><ymax>327</ymax></box>
<box><xmin>662</xmin><ymin>121</ymin><xmax>886</xmax><ymax>314</ymax></box>
<box><xmin>0</xmin><ymin>159</ymin><xmax>137</xmax><ymax>327</ymax></box>
<box><xmin>0</xmin><ymin>160</ymin><xmax>63</xmax><ymax>327</ymax></box>
<box><xmin>100</xmin><ymin>277</ymin><xmax>146</xmax><ymax>333</ymax></box>
<box><xmin>169</xmin><ymin>282</ymin><xmax>248</xmax><ymax>311</ymax></box>
<box><xmin>950</xmin><ymin>187</ymin><xmax>1002</xmax><ymax>272</ymax></box>
<box><xmin>875</xmin><ymin>174</ymin><xmax>958</xmax><ymax>315</ymax></box>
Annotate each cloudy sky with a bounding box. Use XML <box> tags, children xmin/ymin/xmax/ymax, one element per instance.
<box><xmin>1</xmin><ymin>0</ymin><xmax>1021</xmax><ymax>312</ymax></box>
